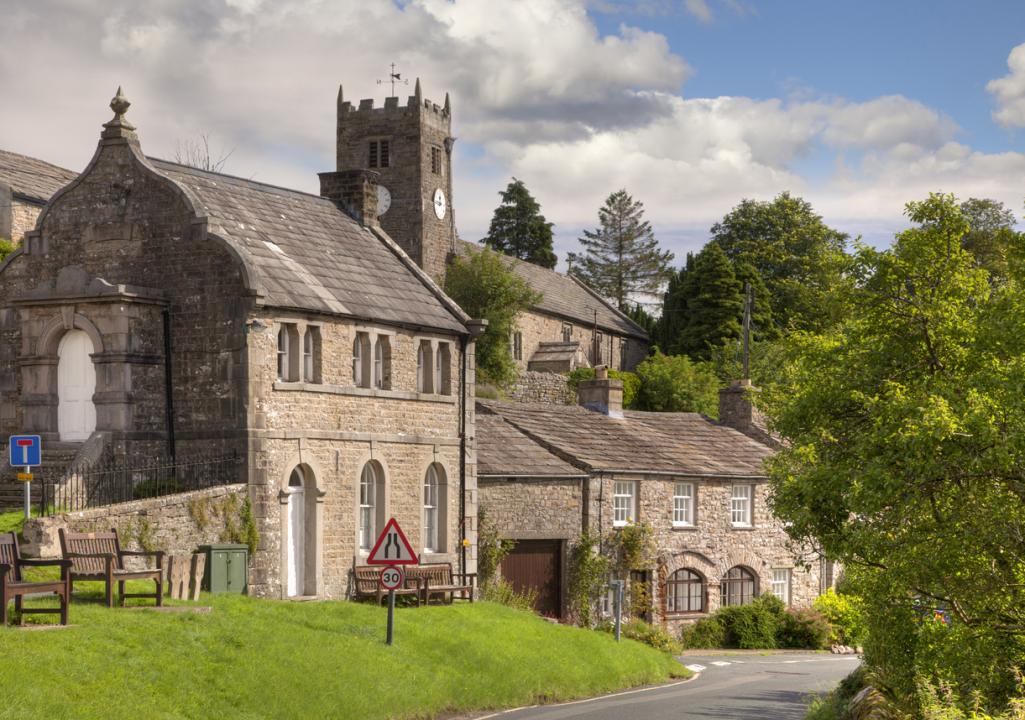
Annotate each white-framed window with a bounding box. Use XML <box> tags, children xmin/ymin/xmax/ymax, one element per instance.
<box><xmin>424</xmin><ymin>465</ymin><xmax>439</xmax><ymax>552</ymax></box>
<box><xmin>673</xmin><ymin>482</ymin><xmax>694</xmax><ymax>527</ymax></box>
<box><xmin>277</xmin><ymin>325</ymin><xmax>290</xmax><ymax>381</ymax></box>
<box><xmin>359</xmin><ymin>463</ymin><xmax>378</xmax><ymax>551</ymax></box>
<box><xmin>772</xmin><ymin>568</ymin><xmax>792</xmax><ymax>606</ymax></box>
<box><xmin>373</xmin><ymin>336</ymin><xmax>390</xmax><ymax>389</ymax></box>
<box><xmin>613</xmin><ymin>481</ymin><xmax>636</xmax><ymax>527</ymax></box>
<box><xmin>731</xmin><ymin>484</ymin><xmax>753</xmax><ymax>527</ymax></box>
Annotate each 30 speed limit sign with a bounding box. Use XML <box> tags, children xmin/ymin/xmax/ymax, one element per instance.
<box><xmin>379</xmin><ymin>565</ymin><xmax>404</xmax><ymax>591</ymax></box>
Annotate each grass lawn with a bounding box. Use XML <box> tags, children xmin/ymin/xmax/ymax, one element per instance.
<box><xmin>0</xmin><ymin>509</ymin><xmax>27</xmax><ymax>535</ymax></box>
<box><xmin>0</xmin><ymin>583</ymin><xmax>688</xmax><ymax>720</ymax></box>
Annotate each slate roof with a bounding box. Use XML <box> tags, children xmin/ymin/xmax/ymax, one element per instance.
<box><xmin>149</xmin><ymin>159</ymin><xmax>468</xmax><ymax>333</ymax></box>
<box><xmin>477</xmin><ymin>400</ymin><xmax>772</xmax><ymax>478</ymax></box>
<box><xmin>476</xmin><ymin>412</ymin><xmax>586</xmax><ymax>478</ymax></box>
<box><xmin>0</xmin><ymin>150</ymin><xmax>77</xmax><ymax>204</ymax></box>
<box><xmin>529</xmin><ymin>341</ymin><xmax>580</xmax><ymax>364</ymax></box>
<box><xmin>458</xmin><ymin>241</ymin><xmax>648</xmax><ymax>340</ymax></box>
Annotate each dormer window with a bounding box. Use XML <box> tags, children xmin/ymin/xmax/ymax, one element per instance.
<box><xmin>369</xmin><ymin>139</ymin><xmax>390</xmax><ymax>168</ymax></box>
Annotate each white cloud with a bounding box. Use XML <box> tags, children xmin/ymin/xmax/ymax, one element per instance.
<box><xmin>0</xmin><ymin>0</ymin><xmax>1021</xmax><ymax>265</ymax></box>
<box><xmin>987</xmin><ymin>42</ymin><xmax>1025</xmax><ymax>127</ymax></box>
<box><xmin>684</xmin><ymin>0</ymin><xmax>713</xmax><ymax>24</ymax></box>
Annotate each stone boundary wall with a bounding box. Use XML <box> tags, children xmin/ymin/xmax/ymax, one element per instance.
<box><xmin>507</xmin><ymin>370</ymin><xmax>575</xmax><ymax>405</ymax></box>
<box><xmin>22</xmin><ymin>483</ymin><xmax>250</xmax><ymax>560</ymax></box>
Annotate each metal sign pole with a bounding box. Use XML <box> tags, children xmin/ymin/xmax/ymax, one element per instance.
<box><xmin>386</xmin><ymin>589</ymin><xmax>396</xmax><ymax>645</ymax></box>
<box><xmin>23</xmin><ymin>465</ymin><xmax>30</xmax><ymax>520</ymax></box>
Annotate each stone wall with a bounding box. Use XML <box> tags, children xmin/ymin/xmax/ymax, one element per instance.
<box><xmin>507</xmin><ymin>370</ymin><xmax>575</xmax><ymax>405</ymax></box>
<box><xmin>10</xmin><ymin>200</ymin><xmax>41</xmax><ymax>243</ymax></box>
<box><xmin>22</xmin><ymin>483</ymin><xmax>250</xmax><ymax>560</ymax></box>
<box><xmin>513</xmin><ymin>309</ymin><xmax>643</xmax><ymax>373</ymax></box>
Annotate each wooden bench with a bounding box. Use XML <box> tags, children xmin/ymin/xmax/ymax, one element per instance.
<box><xmin>407</xmin><ymin>563</ymin><xmax>475</xmax><ymax>605</ymax></box>
<box><xmin>59</xmin><ymin>528</ymin><xmax>164</xmax><ymax>608</ymax></box>
<box><xmin>352</xmin><ymin>565</ymin><xmax>421</xmax><ymax>606</ymax></box>
<box><xmin>1</xmin><ymin>532</ymin><xmax>72</xmax><ymax>626</ymax></box>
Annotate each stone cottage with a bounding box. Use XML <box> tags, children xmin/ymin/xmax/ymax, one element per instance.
<box><xmin>477</xmin><ymin>370</ymin><xmax>831</xmax><ymax>631</ymax></box>
<box><xmin>0</xmin><ymin>150</ymin><xmax>76</xmax><ymax>244</ymax></box>
<box><xmin>0</xmin><ymin>88</ymin><xmax>482</xmax><ymax>599</ymax></box>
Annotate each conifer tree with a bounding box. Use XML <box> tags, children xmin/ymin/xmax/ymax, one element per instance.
<box><xmin>674</xmin><ymin>242</ymin><xmax>743</xmax><ymax>360</ymax></box>
<box><xmin>568</xmin><ymin>189</ymin><xmax>674</xmax><ymax>310</ymax></box>
<box><xmin>481</xmin><ymin>178</ymin><xmax>557</xmax><ymax>269</ymax></box>
<box><xmin>657</xmin><ymin>252</ymin><xmax>695</xmax><ymax>352</ymax></box>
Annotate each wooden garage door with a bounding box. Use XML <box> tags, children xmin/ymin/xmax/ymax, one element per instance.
<box><xmin>501</xmin><ymin>540</ymin><xmax>562</xmax><ymax>618</ymax></box>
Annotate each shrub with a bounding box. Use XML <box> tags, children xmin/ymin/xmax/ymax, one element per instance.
<box><xmin>632</xmin><ymin>351</ymin><xmax>720</xmax><ymax>416</ymax></box>
<box><xmin>777</xmin><ymin>608</ymin><xmax>831</xmax><ymax>650</ymax></box>
<box><xmin>719</xmin><ymin>599</ymin><xmax>779</xmax><ymax>649</ymax></box>
<box><xmin>601</xmin><ymin>619</ymin><xmax>681</xmax><ymax>654</ymax></box>
<box><xmin>813</xmin><ymin>588</ymin><xmax>866</xmax><ymax>646</ymax></box>
<box><xmin>567</xmin><ymin>532</ymin><xmax>610</xmax><ymax>627</ymax></box>
<box><xmin>680</xmin><ymin>616</ymin><xmax>725</xmax><ymax>649</ymax></box>
<box><xmin>481</xmin><ymin>578</ymin><xmax>538</xmax><ymax>613</ymax></box>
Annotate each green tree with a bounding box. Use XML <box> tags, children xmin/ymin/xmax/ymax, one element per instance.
<box><xmin>673</xmin><ymin>242</ymin><xmax>743</xmax><ymax>360</ymax></box>
<box><xmin>657</xmin><ymin>252</ymin><xmax>695</xmax><ymax>354</ymax></box>
<box><xmin>568</xmin><ymin>190</ymin><xmax>674</xmax><ymax>310</ymax></box>
<box><xmin>445</xmin><ymin>248</ymin><xmax>541</xmax><ymax>386</ymax></box>
<box><xmin>763</xmin><ymin>193</ymin><xmax>1025</xmax><ymax>711</ymax></box>
<box><xmin>711</xmin><ymin>192</ymin><xmax>850</xmax><ymax>332</ymax></box>
<box><xmin>632</xmin><ymin>351</ymin><xmax>720</xmax><ymax>415</ymax></box>
<box><xmin>959</xmin><ymin>197</ymin><xmax>1019</xmax><ymax>281</ymax></box>
<box><xmin>623</xmin><ymin>302</ymin><xmax>657</xmax><ymax>339</ymax></box>
<box><xmin>0</xmin><ymin>238</ymin><xmax>15</xmax><ymax>263</ymax></box>
<box><xmin>480</xmin><ymin>178</ymin><xmax>556</xmax><ymax>269</ymax></box>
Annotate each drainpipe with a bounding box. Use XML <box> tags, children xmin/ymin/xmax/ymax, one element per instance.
<box><xmin>162</xmin><ymin>308</ymin><xmax>176</xmax><ymax>461</ymax></box>
<box><xmin>459</xmin><ymin>333</ymin><xmax>467</xmax><ymax>577</ymax></box>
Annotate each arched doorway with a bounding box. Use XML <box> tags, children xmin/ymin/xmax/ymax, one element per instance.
<box><xmin>57</xmin><ymin>329</ymin><xmax>96</xmax><ymax>441</ymax></box>
<box><xmin>285</xmin><ymin>467</ymin><xmax>306</xmax><ymax>597</ymax></box>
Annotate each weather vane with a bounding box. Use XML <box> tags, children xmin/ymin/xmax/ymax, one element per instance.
<box><xmin>377</xmin><ymin>63</ymin><xmax>409</xmax><ymax>96</ymax></box>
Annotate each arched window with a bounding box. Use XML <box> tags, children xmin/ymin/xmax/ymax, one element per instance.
<box><xmin>417</xmin><ymin>343</ymin><xmax>426</xmax><ymax>393</ymax></box>
<box><xmin>359</xmin><ymin>463</ymin><xmax>378</xmax><ymax>551</ymax></box>
<box><xmin>666</xmin><ymin>569</ymin><xmax>705</xmax><ymax>613</ymax></box>
<box><xmin>277</xmin><ymin>325</ymin><xmax>290</xmax><ymax>381</ymax></box>
<box><xmin>302</xmin><ymin>329</ymin><xmax>314</xmax><ymax>382</ymax></box>
<box><xmin>373</xmin><ymin>338</ymin><xmax>387</xmax><ymax>389</ymax></box>
<box><xmin>433</xmin><ymin>345</ymin><xmax>444</xmax><ymax>395</ymax></box>
<box><xmin>352</xmin><ymin>336</ymin><xmax>363</xmax><ymax>387</ymax></box>
<box><xmin>721</xmin><ymin>566</ymin><xmax>757</xmax><ymax>607</ymax></box>
<box><xmin>423</xmin><ymin>465</ymin><xmax>440</xmax><ymax>552</ymax></box>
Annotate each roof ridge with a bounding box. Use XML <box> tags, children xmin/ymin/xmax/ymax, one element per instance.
<box><xmin>147</xmin><ymin>156</ymin><xmax>330</xmax><ymax>203</ymax></box>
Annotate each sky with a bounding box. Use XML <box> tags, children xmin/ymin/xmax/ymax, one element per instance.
<box><xmin>2</xmin><ymin>0</ymin><xmax>1024</xmax><ymax>266</ymax></box>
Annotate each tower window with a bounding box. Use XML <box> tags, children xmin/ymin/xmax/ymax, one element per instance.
<box><xmin>369</xmin><ymin>140</ymin><xmax>390</xmax><ymax>168</ymax></box>
<box><xmin>431</xmin><ymin>146</ymin><xmax>442</xmax><ymax>175</ymax></box>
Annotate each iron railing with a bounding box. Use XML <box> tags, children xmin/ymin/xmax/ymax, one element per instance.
<box><xmin>40</xmin><ymin>451</ymin><xmax>242</xmax><ymax>515</ymax></box>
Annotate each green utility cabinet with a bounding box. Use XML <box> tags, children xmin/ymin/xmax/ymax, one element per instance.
<box><xmin>199</xmin><ymin>544</ymin><xmax>249</xmax><ymax>594</ymax></box>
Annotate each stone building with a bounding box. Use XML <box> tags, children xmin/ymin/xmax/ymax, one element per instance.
<box><xmin>477</xmin><ymin>370</ymin><xmax>830</xmax><ymax>630</ymax></box>
<box><xmin>0</xmin><ymin>89</ymin><xmax>481</xmax><ymax>599</ymax></box>
<box><xmin>0</xmin><ymin>150</ymin><xmax>76</xmax><ymax>244</ymax></box>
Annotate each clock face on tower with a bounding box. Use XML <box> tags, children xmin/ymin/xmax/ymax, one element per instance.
<box><xmin>376</xmin><ymin>185</ymin><xmax>392</xmax><ymax>216</ymax></box>
<box><xmin>432</xmin><ymin>188</ymin><xmax>447</xmax><ymax>219</ymax></box>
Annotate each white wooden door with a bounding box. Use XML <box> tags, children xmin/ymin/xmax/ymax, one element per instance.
<box><xmin>287</xmin><ymin>487</ymin><xmax>305</xmax><ymax>597</ymax></box>
<box><xmin>57</xmin><ymin>330</ymin><xmax>96</xmax><ymax>442</ymax></box>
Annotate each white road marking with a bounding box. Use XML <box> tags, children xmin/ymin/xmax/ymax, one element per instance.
<box><xmin>711</xmin><ymin>661</ymin><xmax>731</xmax><ymax>667</ymax></box>
<box><xmin>685</xmin><ymin>664</ymin><xmax>706</xmax><ymax>672</ymax></box>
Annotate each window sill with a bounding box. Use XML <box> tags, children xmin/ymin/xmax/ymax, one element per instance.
<box><xmin>730</xmin><ymin>524</ymin><xmax>754</xmax><ymax>530</ymax></box>
<box><xmin>274</xmin><ymin>381</ymin><xmax>457</xmax><ymax>404</ymax></box>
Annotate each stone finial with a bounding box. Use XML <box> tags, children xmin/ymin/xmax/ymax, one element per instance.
<box><xmin>337</xmin><ymin>84</ymin><xmax>344</xmax><ymax>108</ymax></box>
<box><xmin>414</xmin><ymin>77</ymin><xmax>422</xmax><ymax>102</ymax></box>
<box><xmin>101</xmin><ymin>85</ymin><xmax>137</xmax><ymax>140</ymax></box>
<box><xmin>444</xmin><ymin>91</ymin><xmax>451</xmax><ymax>114</ymax></box>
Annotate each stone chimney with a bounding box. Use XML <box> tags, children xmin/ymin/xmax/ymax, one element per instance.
<box><xmin>718</xmin><ymin>379</ymin><xmax>780</xmax><ymax>448</ymax></box>
<box><xmin>318</xmin><ymin>169</ymin><xmax>379</xmax><ymax>227</ymax></box>
<box><xmin>578</xmin><ymin>365</ymin><xmax>623</xmax><ymax>419</ymax></box>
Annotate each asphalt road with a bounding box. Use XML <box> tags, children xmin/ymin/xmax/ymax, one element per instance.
<box><xmin>483</xmin><ymin>653</ymin><xmax>860</xmax><ymax>720</ymax></box>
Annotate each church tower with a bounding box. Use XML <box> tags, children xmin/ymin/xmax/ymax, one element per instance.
<box><xmin>332</xmin><ymin>79</ymin><xmax>456</xmax><ymax>284</ymax></box>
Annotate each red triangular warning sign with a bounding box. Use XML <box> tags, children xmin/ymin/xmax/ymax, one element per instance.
<box><xmin>366</xmin><ymin>518</ymin><xmax>419</xmax><ymax>565</ymax></box>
